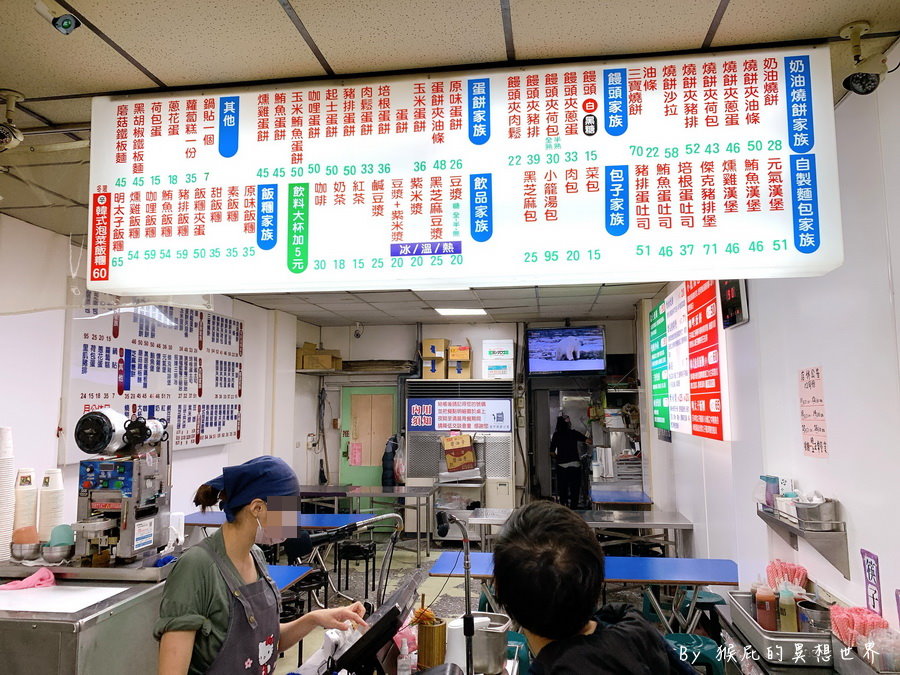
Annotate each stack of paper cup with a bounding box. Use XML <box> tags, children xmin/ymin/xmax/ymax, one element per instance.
<box><xmin>38</xmin><ymin>468</ymin><xmax>65</xmax><ymax>542</ymax></box>
<box><xmin>0</xmin><ymin>427</ymin><xmax>15</xmax><ymax>562</ymax></box>
<box><xmin>13</xmin><ymin>467</ymin><xmax>38</xmax><ymax>532</ymax></box>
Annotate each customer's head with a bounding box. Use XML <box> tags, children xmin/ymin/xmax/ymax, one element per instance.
<box><xmin>194</xmin><ymin>455</ymin><xmax>300</xmax><ymax>526</ymax></box>
<box><xmin>554</xmin><ymin>415</ymin><xmax>571</xmax><ymax>433</ymax></box>
<box><xmin>493</xmin><ymin>500</ymin><xmax>605</xmax><ymax>640</ymax></box>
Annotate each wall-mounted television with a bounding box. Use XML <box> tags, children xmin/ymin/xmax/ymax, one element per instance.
<box><xmin>525</xmin><ymin>325</ymin><xmax>606</xmax><ymax>376</ymax></box>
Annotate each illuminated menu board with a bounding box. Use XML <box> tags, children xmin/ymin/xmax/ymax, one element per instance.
<box><xmin>650</xmin><ymin>280</ymin><xmax>729</xmax><ymax>441</ymax></box>
<box><xmin>88</xmin><ymin>46</ymin><xmax>840</xmax><ymax>295</ymax></box>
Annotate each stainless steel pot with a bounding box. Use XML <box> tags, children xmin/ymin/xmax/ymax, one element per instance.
<box><xmin>472</xmin><ymin>612</ymin><xmax>510</xmax><ymax>675</ymax></box>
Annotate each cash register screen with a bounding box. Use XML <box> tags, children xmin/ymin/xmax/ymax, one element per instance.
<box><xmin>332</xmin><ymin>570</ymin><xmax>424</xmax><ymax>673</ymax></box>
<box><xmin>332</xmin><ymin>604</ymin><xmax>400</xmax><ymax>673</ymax></box>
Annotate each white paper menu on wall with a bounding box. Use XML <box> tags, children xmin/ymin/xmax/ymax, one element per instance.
<box><xmin>60</xmin><ymin>282</ymin><xmax>244</xmax><ymax>463</ymax></box>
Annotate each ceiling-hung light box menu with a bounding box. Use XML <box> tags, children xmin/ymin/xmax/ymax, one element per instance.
<box><xmin>650</xmin><ymin>280</ymin><xmax>730</xmax><ymax>441</ymax></box>
<box><xmin>88</xmin><ymin>46</ymin><xmax>841</xmax><ymax>295</ymax></box>
<box><xmin>61</xmin><ymin>286</ymin><xmax>243</xmax><ymax>462</ymax></box>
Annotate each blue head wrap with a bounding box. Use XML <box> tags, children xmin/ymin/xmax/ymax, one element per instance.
<box><xmin>205</xmin><ymin>456</ymin><xmax>300</xmax><ymax>522</ymax></box>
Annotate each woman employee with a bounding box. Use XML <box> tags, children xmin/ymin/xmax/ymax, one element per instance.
<box><xmin>155</xmin><ymin>456</ymin><xmax>366</xmax><ymax>674</ymax></box>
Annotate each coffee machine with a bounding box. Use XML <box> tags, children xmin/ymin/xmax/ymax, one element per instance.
<box><xmin>72</xmin><ymin>408</ymin><xmax>171</xmax><ymax>563</ymax></box>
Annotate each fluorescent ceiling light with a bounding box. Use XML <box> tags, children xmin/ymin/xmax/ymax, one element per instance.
<box><xmin>434</xmin><ymin>308</ymin><xmax>487</xmax><ymax>316</ymax></box>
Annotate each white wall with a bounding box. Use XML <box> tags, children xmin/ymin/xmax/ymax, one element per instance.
<box><xmin>0</xmin><ymin>215</ymin><xmax>300</xmax><ymax>528</ymax></box>
<box><xmin>647</xmin><ymin>64</ymin><xmax>900</xmax><ymax>624</ymax></box>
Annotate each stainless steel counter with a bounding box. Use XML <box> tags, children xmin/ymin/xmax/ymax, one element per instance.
<box><xmin>0</xmin><ymin>578</ymin><xmax>163</xmax><ymax>674</ymax></box>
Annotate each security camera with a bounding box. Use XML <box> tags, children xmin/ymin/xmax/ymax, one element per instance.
<box><xmin>353</xmin><ymin>322</ymin><xmax>364</xmax><ymax>339</ymax></box>
<box><xmin>34</xmin><ymin>0</ymin><xmax>81</xmax><ymax>35</ymax></box>
<box><xmin>839</xmin><ymin>20</ymin><xmax>888</xmax><ymax>96</ymax></box>
<box><xmin>0</xmin><ymin>90</ymin><xmax>24</xmax><ymax>152</ymax></box>
<box><xmin>0</xmin><ymin>121</ymin><xmax>23</xmax><ymax>152</ymax></box>
<box><xmin>842</xmin><ymin>53</ymin><xmax>887</xmax><ymax>95</ymax></box>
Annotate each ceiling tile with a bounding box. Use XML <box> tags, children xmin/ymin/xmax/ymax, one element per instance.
<box><xmin>511</xmin><ymin>0</ymin><xmax>719</xmax><ymax>59</ymax></box>
<box><xmin>294</xmin><ymin>0</ymin><xmax>507</xmax><ymax>73</ymax></box>
<box><xmin>317</xmin><ymin>302</ymin><xmax>380</xmax><ymax>312</ymax></box>
<box><xmin>355</xmin><ymin>291</ymin><xmax>420</xmax><ymax>302</ymax></box>
<box><xmin>76</xmin><ymin>0</ymin><xmax>326</xmax><ymax>87</ymax></box>
<box><xmin>0</xmin><ymin>2</ymin><xmax>158</xmax><ymax>99</ymax></box>
<box><xmin>713</xmin><ymin>0</ymin><xmax>900</xmax><ymax>47</ymax></box>
<box><xmin>481</xmin><ymin>299</ymin><xmax>536</xmax><ymax>309</ymax></box>
<box><xmin>369</xmin><ymin>302</ymin><xmax>430</xmax><ymax>311</ymax></box>
<box><xmin>474</xmin><ymin>288</ymin><xmax>537</xmax><ymax>299</ymax></box>
<box><xmin>539</xmin><ymin>285</ymin><xmax>600</xmax><ymax>298</ymax></box>
<box><xmin>0</xmin><ymin>163</ymin><xmax>88</xmax><ymax>205</ymax></box>
<box><xmin>539</xmin><ymin>295</ymin><xmax>597</xmax><ymax>306</ymax></box>
<box><xmin>600</xmin><ymin>283</ymin><xmax>667</xmax><ymax>296</ymax></box>
<box><xmin>415</xmin><ymin>290</ymin><xmax>479</xmax><ymax>301</ymax></box>
<box><xmin>18</xmin><ymin>99</ymin><xmax>93</xmax><ymax>127</ymax></box>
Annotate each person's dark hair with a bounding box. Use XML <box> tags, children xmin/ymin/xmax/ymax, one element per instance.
<box><xmin>193</xmin><ymin>483</ymin><xmax>224</xmax><ymax>511</ymax></box>
<box><xmin>493</xmin><ymin>500</ymin><xmax>605</xmax><ymax>640</ymax></box>
<box><xmin>554</xmin><ymin>415</ymin><xmax>570</xmax><ymax>433</ymax></box>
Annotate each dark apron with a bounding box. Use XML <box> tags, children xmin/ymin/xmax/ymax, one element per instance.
<box><xmin>200</xmin><ymin>538</ymin><xmax>282</xmax><ymax>674</ymax></box>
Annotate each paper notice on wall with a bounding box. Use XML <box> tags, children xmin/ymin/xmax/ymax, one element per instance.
<box><xmin>861</xmin><ymin>549</ymin><xmax>882</xmax><ymax>615</ymax></box>
<box><xmin>799</xmin><ymin>367</ymin><xmax>828</xmax><ymax>457</ymax></box>
<box><xmin>349</xmin><ymin>442</ymin><xmax>363</xmax><ymax>466</ymax></box>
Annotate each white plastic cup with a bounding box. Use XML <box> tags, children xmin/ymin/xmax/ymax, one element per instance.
<box><xmin>0</xmin><ymin>427</ymin><xmax>13</xmax><ymax>459</ymax></box>
<box><xmin>42</xmin><ymin>468</ymin><xmax>64</xmax><ymax>490</ymax></box>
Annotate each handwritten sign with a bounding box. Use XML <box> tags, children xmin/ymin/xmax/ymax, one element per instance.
<box><xmin>799</xmin><ymin>367</ymin><xmax>828</xmax><ymax>457</ymax></box>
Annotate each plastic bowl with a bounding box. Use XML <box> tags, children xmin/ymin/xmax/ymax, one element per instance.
<box><xmin>10</xmin><ymin>543</ymin><xmax>41</xmax><ymax>560</ymax></box>
<box><xmin>41</xmin><ymin>544</ymin><xmax>75</xmax><ymax>563</ymax></box>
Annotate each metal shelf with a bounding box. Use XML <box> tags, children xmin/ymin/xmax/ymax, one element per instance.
<box><xmin>756</xmin><ymin>505</ymin><xmax>850</xmax><ymax>579</ymax></box>
<box><xmin>296</xmin><ymin>369</ymin><xmax>411</xmax><ymax>375</ymax></box>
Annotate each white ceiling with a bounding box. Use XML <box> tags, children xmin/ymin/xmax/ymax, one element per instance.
<box><xmin>0</xmin><ymin>0</ymin><xmax>897</xmax><ymax>326</ymax></box>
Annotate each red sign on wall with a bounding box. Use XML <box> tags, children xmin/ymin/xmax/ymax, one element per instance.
<box><xmin>90</xmin><ymin>192</ymin><xmax>111</xmax><ymax>283</ymax></box>
<box><xmin>686</xmin><ymin>280</ymin><xmax>723</xmax><ymax>440</ymax></box>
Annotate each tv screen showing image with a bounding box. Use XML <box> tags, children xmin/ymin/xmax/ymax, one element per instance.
<box><xmin>526</xmin><ymin>326</ymin><xmax>606</xmax><ymax>376</ymax></box>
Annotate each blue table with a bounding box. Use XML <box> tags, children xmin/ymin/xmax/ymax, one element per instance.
<box><xmin>185</xmin><ymin>511</ymin><xmax>372</xmax><ymax>529</ymax></box>
<box><xmin>590</xmin><ymin>489</ymin><xmax>653</xmax><ymax>507</ymax></box>
<box><xmin>429</xmin><ymin>551</ymin><xmax>737</xmax><ymax>632</ymax></box>
<box><xmin>267</xmin><ymin>564</ymin><xmax>314</xmax><ymax>590</ymax></box>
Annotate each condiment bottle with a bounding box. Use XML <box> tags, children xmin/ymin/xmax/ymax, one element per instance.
<box><xmin>397</xmin><ymin>638</ymin><xmax>413</xmax><ymax>675</ymax></box>
<box><xmin>750</xmin><ymin>578</ymin><xmax>765</xmax><ymax>620</ymax></box>
<box><xmin>756</xmin><ymin>585</ymin><xmax>778</xmax><ymax>631</ymax></box>
<box><xmin>778</xmin><ymin>587</ymin><xmax>798</xmax><ymax>632</ymax></box>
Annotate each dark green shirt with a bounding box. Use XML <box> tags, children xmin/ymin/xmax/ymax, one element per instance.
<box><xmin>154</xmin><ymin>529</ymin><xmax>272</xmax><ymax>675</ymax></box>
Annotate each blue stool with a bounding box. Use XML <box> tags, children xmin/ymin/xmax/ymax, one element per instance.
<box><xmin>665</xmin><ymin>633</ymin><xmax>723</xmax><ymax>675</ymax></box>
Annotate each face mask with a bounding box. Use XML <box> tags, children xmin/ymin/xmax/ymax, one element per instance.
<box><xmin>255</xmin><ymin>517</ymin><xmax>287</xmax><ymax>545</ymax></box>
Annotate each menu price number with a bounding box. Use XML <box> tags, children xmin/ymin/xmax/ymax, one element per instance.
<box><xmin>114</xmin><ymin>173</ymin><xmax>209</xmax><ymax>187</ymax></box>
<box><xmin>310</xmin><ymin>255</ymin><xmax>464</xmax><ymax>271</ymax></box>
<box><xmin>523</xmin><ymin>249</ymin><xmax>602</xmax><ymax>263</ymax></box>
<box><xmin>413</xmin><ymin>159</ymin><xmax>464</xmax><ymax>171</ymax></box>
<box><xmin>258</xmin><ymin>163</ymin><xmax>393</xmax><ymax>178</ymax></box>
<box><xmin>508</xmin><ymin>150</ymin><xmax>598</xmax><ymax>166</ymax></box>
<box><xmin>635</xmin><ymin>239</ymin><xmax>788</xmax><ymax>256</ymax></box>
<box><xmin>630</xmin><ymin>140</ymin><xmax>783</xmax><ymax>158</ymax></box>
<box><xmin>111</xmin><ymin>247</ymin><xmax>257</xmax><ymax>266</ymax></box>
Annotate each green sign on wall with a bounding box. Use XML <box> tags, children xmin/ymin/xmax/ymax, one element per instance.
<box><xmin>649</xmin><ymin>301</ymin><xmax>670</xmax><ymax>430</ymax></box>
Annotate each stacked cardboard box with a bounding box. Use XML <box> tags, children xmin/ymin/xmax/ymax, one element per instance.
<box><xmin>296</xmin><ymin>342</ymin><xmax>343</xmax><ymax>371</ymax></box>
<box><xmin>447</xmin><ymin>339</ymin><xmax>472</xmax><ymax>379</ymax></box>
<box><xmin>421</xmin><ymin>338</ymin><xmax>449</xmax><ymax>379</ymax></box>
